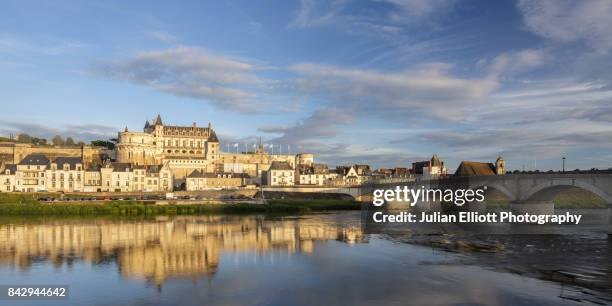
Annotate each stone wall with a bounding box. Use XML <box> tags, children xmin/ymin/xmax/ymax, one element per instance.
<box><xmin>0</xmin><ymin>143</ymin><xmax>112</xmax><ymax>165</ymax></box>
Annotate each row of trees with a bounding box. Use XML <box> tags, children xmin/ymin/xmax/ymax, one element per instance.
<box><xmin>1</xmin><ymin>133</ymin><xmax>117</xmax><ymax>150</ymax></box>
<box><xmin>14</xmin><ymin>133</ymin><xmax>83</xmax><ymax>146</ymax></box>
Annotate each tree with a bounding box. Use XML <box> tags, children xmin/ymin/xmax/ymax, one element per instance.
<box><xmin>65</xmin><ymin>137</ymin><xmax>76</xmax><ymax>146</ymax></box>
<box><xmin>52</xmin><ymin>135</ymin><xmax>65</xmax><ymax>146</ymax></box>
<box><xmin>31</xmin><ymin>137</ymin><xmax>47</xmax><ymax>146</ymax></box>
<box><xmin>17</xmin><ymin>133</ymin><xmax>32</xmax><ymax>143</ymax></box>
<box><xmin>77</xmin><ymin>141</ymin><xmax>85</xmax><ymax>146</ymax></box>
<box><xmin>91</xmin><ymin>140</ymin><xmax>115</xmax><ymax>150</ymax></box>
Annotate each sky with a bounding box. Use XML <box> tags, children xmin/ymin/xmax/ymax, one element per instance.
<box><xmin>1</xmin><ymin>0</ymin><xmax>612</xmax><ymax>172</ymax></box>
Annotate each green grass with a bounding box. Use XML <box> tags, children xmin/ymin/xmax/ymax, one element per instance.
<box><xmin>0</xmin><ymin>195</ymin><xmax>361</xmax><ymax>216</ymax></box>
<box><xmin>0</xmin><ymin>193</ymin><xmax>39</xmax><ymax>204</ymax></box>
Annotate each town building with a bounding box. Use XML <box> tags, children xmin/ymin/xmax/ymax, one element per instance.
<box><xmin>333</xmin><ymin>165</ymin><xmax>371</xmax><ymax>186</ymax></box>
<box><xmin>0</xmin><ymin>164</ymin><xmax>16</xmax><ymax>192</ymax></box>
<box><xmin>15</xmin><ymin>154</ymin><xmax>49</xmax><ymax>192</ymax></box>
<box><xmin>186</xmin><ymin>170</ymin><xmax>249</xmax><ymax>190</ymax></box>
<box><xmin>46</xmin><ymin>157</ymin><xmax>84</xmax><ymax>192</ymax></box>
<box><xmin>454</xmin><ymin>156</ymin><xmax>506</xmax><ymax>177</ymax></box>
<box><xmin>297</xmin><ymin>164</ymin><xmax>337</xmax><ymax>186</ymax></box>
<box><xmin>84</xmin><ymin>166</ymin><xmax>102</xmax><ymax>192</ymax></box>
<box><xmin>266</xmin><ymin>161</ymin><xmax>295</xmax><ymax>186</ymax></box>
<box><xmin>412</xmin><ymin>154</ymin><xmax>447</xmax><ymax>179</ymax></box>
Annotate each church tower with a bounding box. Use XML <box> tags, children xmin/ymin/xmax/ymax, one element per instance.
<box><xmin>495</xmin><ymin>156</ymin><xmax>505</xmax><ymax>175</ymax></box>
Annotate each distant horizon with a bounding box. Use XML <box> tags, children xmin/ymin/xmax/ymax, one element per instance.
<box><xmin>0</xmin><ymin>119</ymin><xmax>592</xmax><ymax>173</ymax></box>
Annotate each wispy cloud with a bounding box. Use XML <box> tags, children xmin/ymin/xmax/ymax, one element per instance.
<box><xmin>479</xmin><ymin>49</ymin><xmax>547</xmax><ymax>77</ymax></box>
<box><xmin>0</xmin><ymin>34</ymin><xmax>85</xmax><ymax>56</ymax></box>
<box><xmin>91</xmin><ymin>46</ymin><xmax>268</xmax><ymax>112</ymax></box>
<box><xmin>518</xmin><ymin>0</ymin><xmax>612</xmax><ymax>52</ymax></box>
<box><xmin>259</xmin><ymin>107</ymin><xmax>353</xmax><ymax>143</ymax></box>
<box><xmin>290</xmin><ymin>62</ymin><xmax>497</xmax><ymax>121</ymax></box>
<box><xmin>145</xmin><ymin>30</ymin><xmax>179</xmax><ymax>43</ymax></box>
<box><xmin>289</xmin><ymin>0</ymin><xmax>457</xmax><ymax>36</ymax></box>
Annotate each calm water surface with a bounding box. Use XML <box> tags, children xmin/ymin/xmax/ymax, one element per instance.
<box><xmin>0</xmin><ymin>212</ymin><xmax>610</xmax><ymax>306</ymax></box>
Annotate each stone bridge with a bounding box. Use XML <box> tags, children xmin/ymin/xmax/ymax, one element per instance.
<box><xmin>264</xmin><ymin>173</ymin><xmax>612</xmax><ymax>235</ymax></box>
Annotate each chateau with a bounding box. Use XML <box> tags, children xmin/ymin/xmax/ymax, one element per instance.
<box><xmin>116</xmin><ymin>115</ymin><xmax>220</xmax><ymax>175</ymax></box>
<box><xmin>116</xmin><ymin>115</ymin><xmax>306</xmax><ymax>180</ymax></box>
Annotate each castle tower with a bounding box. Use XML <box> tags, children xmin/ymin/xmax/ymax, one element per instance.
<box><xmin>206</xmin><ymin>130</ymin><xmax>220</xmax><ymax>167</ymax></box>
<box><xmin>495</xmin><ymin>156</ymin><xmax>505</xmax><ymax>175</ymax></box>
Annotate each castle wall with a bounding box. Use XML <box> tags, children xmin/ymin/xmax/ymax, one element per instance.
<box><xmin>0</xmin><ymin>143</ymin><xmax>111</xmax><ymax>165</ymax></box>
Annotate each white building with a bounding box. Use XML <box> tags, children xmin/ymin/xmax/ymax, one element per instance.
<box><xmin>186</xmin><ymin>170</ymin><xmax>248</xmax><ymax>190</ymax></box>
<box><xmin>297</xmin><ymin>164</ymin><xmax>337</xmax><ymax>186</ymax></box>
<box><xmin>46</xmin><ymin>157</ymin><xmax>84</xmax><ymax>192</ymax></box>
<box><xmin>266</xmin><ymin>161</ymin><xmax>295</xmax><ymax>186</ymax></box>
<box><xmin>15</xmin><ymin>154</ymin><xmax>49</xmax><ymax>192</ymax></box>
<box><xmin>0</xmin><ymin>164</ymin><xmax>16</xmax><ymax>192</ymax></box>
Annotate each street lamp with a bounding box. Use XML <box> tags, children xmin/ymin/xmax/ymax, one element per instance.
<box><xmin>562</xmin><ymin>157</ymin><xmax>566</xmax><ymax>173</ymax></box>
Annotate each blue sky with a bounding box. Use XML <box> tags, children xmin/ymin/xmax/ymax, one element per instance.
<box><xmin>2</xmin><ymin>0</ymin><xmax>612</xmax><ymax>171</ymax></box>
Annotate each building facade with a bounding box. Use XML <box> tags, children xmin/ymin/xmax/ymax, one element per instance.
<box><xmin>186</xmin><ymin>170</ymin><xmax>249</xmax><ymax>190</ymax></box>
<box><xmin>116</xmin><ymin>115</ymin><xmax>220</xmax><ymax>177</ymax></box>
<box><xmin>0</xmin><ymin>164</ymin><xmax>16</xmax><ymax>192</ymax></box>
<box><xmin>266</xmin><ymin>161</ymin><xmax>295</xmax><ymax>186</ymax></box>
<box><xmin>15</xmin><ymin>154</ymin><xmax>49</xmax><ymax>192</ymax></box>
<box><xmin>297</xmin><ymin>164</ymin><xmax>337</xmax><ymax>186</ymax></box>
<box><xmin>412</xmin><ymin>154</ymin><xmax>447</xmax><ymax>180</ymax></box>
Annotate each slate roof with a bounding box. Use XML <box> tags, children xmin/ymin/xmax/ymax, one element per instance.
<box><xmin>53</xmin><ymin>157</ymin><xmax>83</xmax><ymax>170</ymax></box>
<box><xmin>298</xmin><ymin>163</ymin><xmax>329</xmax><ymax>175</ymax></box>
<box><xmin>208</xmin><ymin>130</ymin><xmax>219</xmax><ymax>143</ymax></box>
<box><xmin>19</xmin><ymin>154</ymin><xmax>49</xmax><ymax>166</ymax></box>
<box><xmin>269</xmin><ymin>161</ymin><xmax>293</xmax><ymax>171</ymax></box>
<box><xmin>454</xmin><ymin>161</ymin><xmax>496</xmax><ymax>177</ymax></box>
<box><xmin>111</xmin><ymin>162</ymin><xmax>133</xmax><ymax>172</ymax></box>
<box><xmin>430</xmin><ymin>154</ymin><xmax>443</xmax><ymax>167</ymax></box>
<box><xmin>153</xmin><ymin>114</ymin><xmax>163</xmax><ymax>126</ymax></box>
<box><xmin>2</xmin><ymin>164</ymin><xmax>16</xmax><ymax>174</ymax></box>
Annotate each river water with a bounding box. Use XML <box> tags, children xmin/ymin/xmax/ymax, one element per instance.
<box><xmin>0</xmin><ymin>211</ymin><xmax>610</xmax><ymax>306</ymax></box>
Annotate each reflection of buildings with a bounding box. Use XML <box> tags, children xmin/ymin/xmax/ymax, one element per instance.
<box><xmin>0</xmin><ymin>216</ymin><xmax>364</xmax><ymax>286</ymax></box>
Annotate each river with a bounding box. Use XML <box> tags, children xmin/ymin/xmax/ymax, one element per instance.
<box><xmin>0</xmin><ymin>211</ymin><xmax>610</xmax><ymax>305</ymax></box>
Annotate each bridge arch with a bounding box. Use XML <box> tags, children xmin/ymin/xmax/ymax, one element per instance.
<box><xmin>523</xmin><ymin>181</ymin><xmax>612</xmax><ymax>203</ymax></box>
<box><xmin>471</xmin><ymin>182</ymin><xmax>516</xmax><ymax>202</ymax></box>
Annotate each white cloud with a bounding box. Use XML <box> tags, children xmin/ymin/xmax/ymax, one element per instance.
<box><xmin>259</xmin><ymin>107</ymin><xmax>353</xmax><ymax>143</ymax></box>
<box><xmin>290</xmin><ymin>62</ymin><xmax>498</xmax><ymax>121</ymax></box>
<box><xmin>518</xmin><ymin>0</ymin><xmax>612</xmax><ymax>52</ymax></box>
<box><xmin>92</xmin><ymin>46</ymin><xmax>266</xmax><ymax>112</ymax></box>
<box><xmin>289</xmin><ymin>0</ymin><xmax>457</xmax><ymax>35</ymax></box>
<box><xmin>483</xmin><ymin>49</ymin><xmax>547</xmax><ymax>76</ymax></box>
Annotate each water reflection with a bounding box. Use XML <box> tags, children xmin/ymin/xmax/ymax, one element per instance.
<box><xmin>0</xmin><ymin>213</ymin><xmax>610</xmax><ymax>306</ymax></box>
<box><xmin>0</xmin><ymin>215</ymin><xmax>365</xmax><ymax>287</ymax></box>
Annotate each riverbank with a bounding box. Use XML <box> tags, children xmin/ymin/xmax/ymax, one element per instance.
<box><xmin>0</xmin><ymin>194</ymin><xmax>361</xmax><ymax>216</ymax></box>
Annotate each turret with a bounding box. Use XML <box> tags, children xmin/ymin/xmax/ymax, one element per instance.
<box><xmin>153</xmin><ymin>114</ymin><xmax>163</xmax><ymax>126</ymax></box>
<box><xmin>495</xmin><ymin>156</ymin><xmax>505</xmax><ymax>175</ymax></box>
